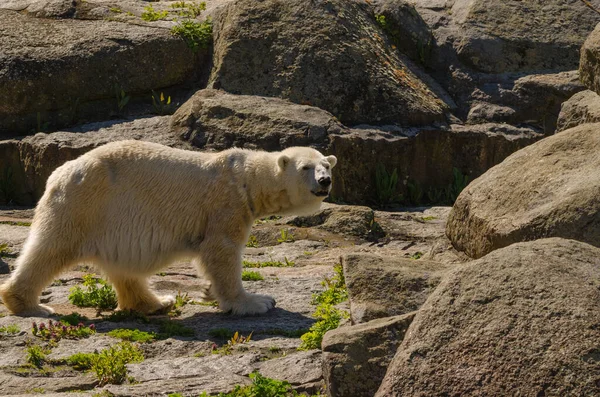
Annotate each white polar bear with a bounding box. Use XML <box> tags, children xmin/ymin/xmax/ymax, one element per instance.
<box><xmin>0</xmin><ymin>140</ymin><xmax>337</xmax><ymax>316</ymax></box>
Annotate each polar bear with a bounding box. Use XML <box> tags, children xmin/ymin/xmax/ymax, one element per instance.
<box><xmin>0</xmin><ymin>141</ymin><xmax>337</xmax><ymax>317</ymax></box>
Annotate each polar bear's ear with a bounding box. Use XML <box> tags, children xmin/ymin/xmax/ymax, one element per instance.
<box><xmin>278</xmin><ymin>155</ymin><xmax>290</xmax><ymax>170</ymax></box>
<box><xmin>326</xmin><ymin>155</ymin><xmax>337</xmax><ymax>168</ymax></box>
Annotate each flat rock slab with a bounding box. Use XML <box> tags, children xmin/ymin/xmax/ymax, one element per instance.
<box><xmin>171</xmin><ymin>89</ymin><xmax>346</xmax><ymax>151</ymax></box>
<box><xmin>447</xmin><ymin>122</ymin><xmax>600</xmax><ymax>258</ymax></box>
<box><xmin>377</xmin><ymin>238</ymin><xmax>600</xmax><ymax>396</ymax></box>
<box><xmin>343</xmin><ymin>253</ymin><xmax>450</xmax><ymax>323</ymax></box>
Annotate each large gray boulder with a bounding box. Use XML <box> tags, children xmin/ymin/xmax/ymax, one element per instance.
<box><xmin>171</xmin><ymin>89</ymin><xmax>346</xmax><ymax>151</ymax></box>
<box><xmin>581</xmin><ymin>22</ymin><xmax>600</xmax><ymax>95</ymax></box>
<box><xmin>343</xmin><ymin>253</ymin><xmax>449</xmax><ymax>323</ymax></box>
<box><xmin>441</xmin><ymin>0</ymin><xmax>599</xmax><ymax>74</ymax></box>
<box><xmin>323</xmin><ymin>313</ymin><xmax>415</xmax><ymax>397</ymax></box>
<box><xmin>447</xmin><ymin>122</ymin><xmax>600</xmax><ymax>259</ymax></box>
<box><xmin>0</xmin><ymin>8</ymin><xmax>205</xmax><ymax>136</ymax></box>
<box><xmin>376</xmin><ymin>238</ymin><xmax>600</xmax><ymax>396</ymax></box>
<box><xmin>208</xmin><ymin>0</ymin><xmax>449</xmax><ymax>126</ymax></box>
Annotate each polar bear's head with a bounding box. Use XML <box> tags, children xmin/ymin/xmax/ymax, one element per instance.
<box><xmin>276</xmin><ymin>147</ymin><xmax>337</xmax><ymax>215</ymax></box>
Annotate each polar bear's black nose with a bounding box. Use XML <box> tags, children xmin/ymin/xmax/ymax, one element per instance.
<box><xmin>318</xmin><ymin>176</ymin><xmax>331</xmax><ymax>187</ymax></box>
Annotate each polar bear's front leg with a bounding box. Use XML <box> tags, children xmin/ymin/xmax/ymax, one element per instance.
<box><xmin>110</xmin><ymin>276</ymin><xmax>175</xmax><ymax>314</ymax></box>
<box><xmin>197</xmin><ymin>240</ymin><xmax>276</xmax><ymax>315</ymax></box>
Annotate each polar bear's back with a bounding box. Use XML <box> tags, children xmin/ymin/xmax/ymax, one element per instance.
<box><xmin>34</xmin><ymin>140</ymin><xmax>250</xmax><ymax>272</ymax></box>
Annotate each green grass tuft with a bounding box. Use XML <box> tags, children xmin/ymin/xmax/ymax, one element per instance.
<box><xmin>241</xmin><ymin>270</ymin><xmax>264</xmax><ymax>281</ymax></box>
<box><xmin>68</xmin><ymin>274</ymin><xmax>118</xmax><ymax>310</ymax></box>
<box><xmin>108</xmin><ymin>328</ymin><xmax>156</xmax><ymax>343</ymax></box>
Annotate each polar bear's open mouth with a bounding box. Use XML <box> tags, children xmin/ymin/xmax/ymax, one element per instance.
<box><xmin>312</xmin><ymin>190</ymin><xmax>329</xmax><ymax>197</ymax></box>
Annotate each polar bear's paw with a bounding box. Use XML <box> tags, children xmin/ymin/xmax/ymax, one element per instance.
<box><xmin>221</xmin><ymin>293</ymin><xmax>276</xmax><ymax>315</ymax></box>
<box><xmin>118</xmin><ymin>294</ymin><xmax>175</xmax><ymax>315</ymax></box>
<box><xmin>18</xmin><ymin>304</ymin><xmax>55</xmax><ymax>318</ymax></box>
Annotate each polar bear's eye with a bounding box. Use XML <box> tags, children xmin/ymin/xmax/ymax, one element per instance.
<box><xmin>302</xmin><ymin>166</ymin><xmax>311</xmax><ymax>171</ymax></box>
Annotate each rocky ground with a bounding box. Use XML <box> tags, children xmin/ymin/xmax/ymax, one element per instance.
<box><xmin>0</xmin><ymin>203</ymin><xmax>463</xmax><ymax>396</ymax></box>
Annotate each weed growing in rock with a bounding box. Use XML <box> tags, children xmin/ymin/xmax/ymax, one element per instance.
<box><xmin>102</xmin><ymin>309</ymin><xmax>149</xmax><ymax>323</ymax></box>
<box><xmin>109</xmin><ymin>7</ymin><xmax>121</xmax><ymax>13</ymax></box>
<box><xmin>375</xmin><ymin>163</ymin><xmax>401</xmax><ymax>207</ymax></box>
<box><xmin>59</xmin><ymin>312</ymin><xmax>89</xmax><ymax>325</ymax></box>
<box><xmin>254</xmin><ymin>215</ymin><xmax>282</xmax><ymax>225</ymax></box>
<box><xmin>26</xmin><ymin>388</ymin><xmax>45</xmax><ymax>394</ymax></box>
<box><xmin>0</xmin><ymin>324</ymin><xmax>19</xmax><ymax>335</ymax></box>
<box><xmin>241</xmin><ymin>270</ymin><xmax>264</xmax><ymax>281</ymax></box>
<box><xmin>169</xmin><ymin>291</ymin><xmax>192</xmax><ymax>316</ymax></box>
<box><xmin>69</xmin><ymin>342</ymin><xmax>144</xmax><ymax>385</ymax></box>
<box><xmin>141</xmin><ymin>5</ymin><xmax>168</xmax><ymax>21</ymax></box>
<box><xmin>211</xmin><ymin>331</ymin><xmax>252</xmax><ymax>355</ymax></box>
<box><xmin>300</xmin><ymin>264</ymin><xmax>349</xmax><ymax>350</ymax></box>
<box><xmin>171</xmin><ymin>1</ymin><xmax>206</xmax><ymax>18</ymax></box>
<box><xmin>208</xmin><ymin>328</ymin><xmax>234</xmax><ymax>339</ymax></box>
<box><xmin>410</xmin><ymin>251</ymin><xmax>424</xmax><ymax>260</ymax></box>
<box><xmin>151</xmin><ymin>90</ymin><xmax>174</xmax><ymax>115</ymax></box>
<box><xmin>0</xmin><ymin>243</ymin><xmax>15</xmax><ymax>258</ymax></box>
<box><xmin>32</xmin><ymin>320</ymin><xmax>95</xmax><ymax>341</ymax></box>
<box><xmin>448</xmin><ymin>167</ymin><xmax>470</xmax><ymax>202</ymax></box>
<box><xmin>407</xmin><ymin>179</ymin><xmax>424</xmax><ymax>206</ymax></box>
<box><xmin>26</xmin><ymin>344</ymin><xmax>50</xmax><ymax>368</ymax></box>
<box><xmin>277</xmin><ymin>229</ymin><xmax>295</xmax><ymax>243</ymax></box>
<box><xmin>108</xmin><ymin>328</ymin><xmax>156</xmax><ymax>343</ymax></box>
<box><xmin>246</xmin><ymin>235</ymin><xmax>259</xmax><ymax>248</ymax></box>
<box><xmin>114</xmin><ymin>84</ymin><xmax>130</xmax><ymax>115</ymax></box>
<box><xmin>242</xmin><ymin>257</ymin><xmax>294</xmax><ymax>268</ymax></box>
<box><xmin>171</xmin><ymin>19</ymin><xmax>213</xmax><ymax>52</ymax></box>
<box><xmin>190</xmin><ymin>300</ymin><xmax>219</xmax><ymax>307</ymax></box>
<box><xmin>68</xmin><ymin>274</ymin><xmax>118</xmax><ymax>310</ymax></box>
<box><xmin>198</xmin><ymin>372</ymin><xmax>304</xmax><ymax>397</ymax></box>
<box><xmin>0</xmin><ymin>220</ymin><xmax>31</xmax><ymax>226</ymax></box>
<box><xmin>158</xmin><ymin>320</ymin><xmax>195</xmax><ymax>338</ymax></box>
<box><xmin>421</xmin><ymin>216</ymin><xmax>437</xmax><ymax>221</ymax></box>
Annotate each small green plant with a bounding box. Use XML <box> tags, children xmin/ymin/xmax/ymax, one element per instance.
<box><xmin>171</xmin><ymin>1</ymin><xmax>206</xmax><ymax>18</ymax></box>
<box><xmin>26</xmin><ymin>344</ymin><xmax>50</xmax><ymax>368</ymax></box>
<box><xmin>151</xmin><ymin>90</ymin><xmax>174</xmax><ymax>115</ymax></box>
<box><xmin>407</xmin><ymin>179</ymin><xmax>424</xmax><ymax>205</ymax></box>
<box><xmin>421</xmin><ymin>216</ymin><xmax>437</xmax><ymax>222</ymax></box>
<box><xmin>67</xmin><ymin>352</ymin><xmax>96</xmax><ymax>371</ymax></box>
<box><xmin>109</xmin><ymin>7</ymin><xmax>122</xmax><ymax>13</ymax></box>
<box><xmin>300</xmin><ymin>264</ymin><xmax>349</xmax><ymax>350</ymax></box>
<box><xmin>426</xmin><ymin>186</ymin><xmax>444</xmax><ymax>204</ymax></box>
<box><xmin>114</xmin><ymin>84</ymin><xmax>130</xmax><ymax>114</ymax></box>
<box><xmin>141</xmin><ymin>5</ymin><xmax>168</xmax><ymax>21</ymax></box>
<box><xmin>246</xmin><ymin>235</ymin><xmax>259</xmax><ymax>248</ymax></box>
<box><xmin>169</xmin><ymin>291</ymin><xmax>192</xmax><ymax>316</ymax></box>
<box><xmin>208</xmin><ymin>328</ymin><xmax>234</xmax><ymax>339</ymax></box>
<box><xmin>190</xmin><ymin>300</ymin><xmax>219</xmax><ymax>307</ymax></box>
<box><xmin>68</xmin><ymin>274</ymin><xmax>118</xmax><ymax>310</ymax></box>
<box><xmin>0</xmin><ymin>324</ymin><xmax>20</xmax><ymax>335</ymax></box>
<box><xmin>92</xmin><ymin>342</ymin><xmax>144</xmax><ymax>385</ymax></box>
<box><xmin>103</xmin><ymin>309</ymin><xmax>149</xmax><ymax>323</ymax></box>
<box><xmin>448</xmin><ymin>167</ymin><xmax>470</xmax><ymax>202</ymax></box>
<box><xmin>211</xmin><ymin>331</ymin><xmax>252</xmax><ymax>355</ymax></box>
<box><xmin>0</xmin><ymin>243</ymin><xmax>16</xmax><ymax>258</ymax></box>
<box><xmin>410</xmin><ymin>251</ymin><xmax>424</xmax><ymax>260</ymax></box>
<box><xmin>158</xmin><ymin>320</ymin><xmax>195</xmax><ymax>338</ymax></box>
<box><xmin>241</xmin><ymin>270</ymin><xmax>264</xmax><ymax>281</ymax></box>
<box><xmin>32</xmin><ymin>320</ymin><xmax>96</xmax><ymax>341</ymax></box>
<box><xmin>199</xmin><ymin>372</ymin><xmax>302</xmax><ymax>397</ymax></box>
<box><xmin>254</xmin><ymin>215</ymin><xmax>282</xmax><ymax>224</ymax></box>
<box><xmin>59</xmin><ymin>312</ymin><xmax>89</xmax><ymax>325</ymax></box>
<box><xmin>31</xmin><ymin>112</ymin><xmax>50</xmax><ymax>133</ymax></box>
<box><xmin>171</xmin><ymin>19</ymin><xmax>213</xmax><ymax>52</ymax></box>
<box><xmin>0</xmin><ymin>220</ymin><xmax>31</xmax><ymax>226</ymax></box>
<box><xmin>26</xmin><ymin>387</ymin><xmax>45</xmax><ymax>394</ymax></box>
<box><xmin>277</xmin><ymin>229</ymin><xmax>295</xmax><ymax>243</ymax></box>
<box><xmin>108</xmin><ymin>328</ymin><xmax>156</xmax><ymax>343</ymax></box>
<box><xmin>242</xmin><ymin>257</ymin><xmax>294</xmax><ymax>268</ymax></box>
<box><xmin>375</xmin><ymin>163</ymin><xmax>401</xmax><ymax>206</ymax></box>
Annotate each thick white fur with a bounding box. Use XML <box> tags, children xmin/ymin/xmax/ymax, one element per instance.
<box><xmin>0</xmin><ymin>141</ymin><xmax>337</xmax><ymax>316</ymax></box>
